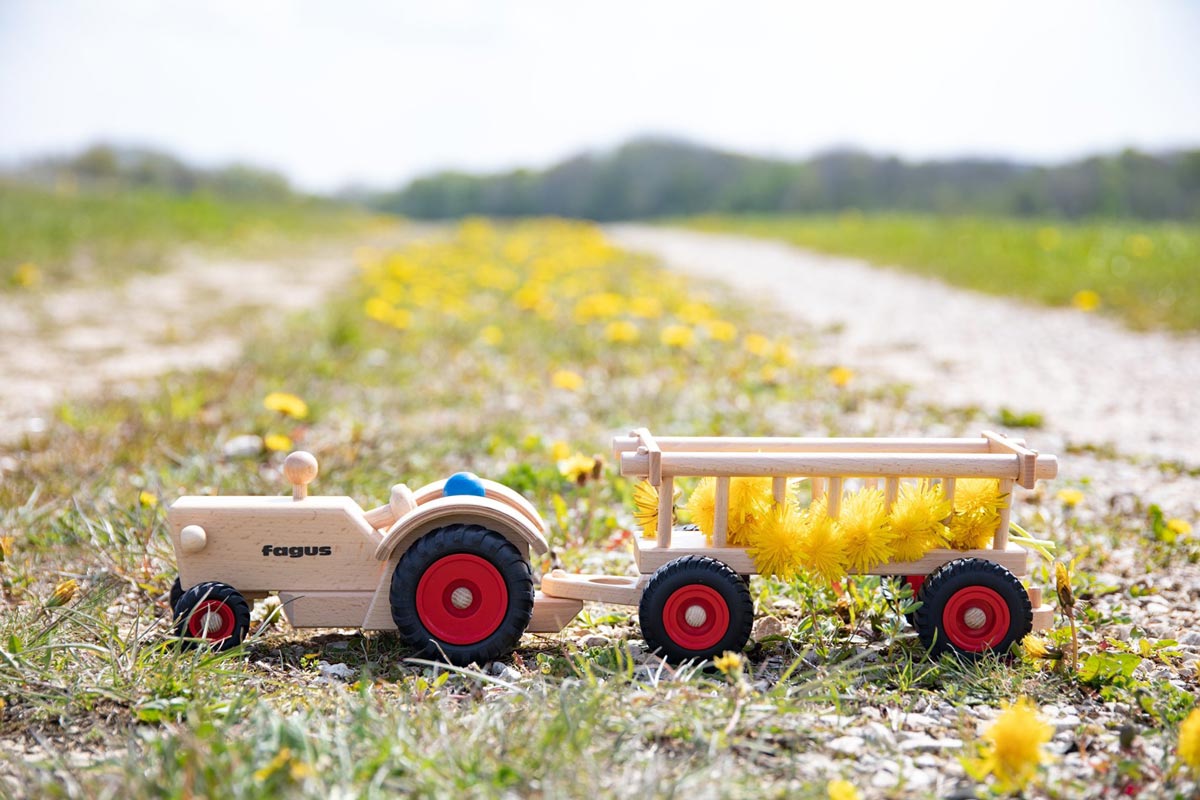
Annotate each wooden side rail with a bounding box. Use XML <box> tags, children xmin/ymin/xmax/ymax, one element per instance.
<box><xmin>619</xmin><ymin>452</ymin><xmax>1058</xmax><ymax>482</ymax></box>
<box><xmin>613</xmin><ymin>435</ymin><xmax>1023</xmax><ymax>456</ymax></box>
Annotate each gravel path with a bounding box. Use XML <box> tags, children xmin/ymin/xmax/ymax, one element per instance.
<box><xmin>610</xmin><ymin>226</ymin><xmax>1200</xmax><ymax>468</ymax></box>
<box><xmin>0</xmin><ymin>233</ymin><xmax>415</xmax><ymax>444</ymax></box>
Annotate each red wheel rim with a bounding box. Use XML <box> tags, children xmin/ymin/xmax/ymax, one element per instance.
<box><xmin>416</xmin><ymin>554</ymin><xmax>508</xmax><ymax>645</ymax></box>
<box><xmin>942</xmin><ymin>586</ymin><xmax>1011</xmax><ymax>651</ymax></box>
<box><xmin>661</xmin><ymin>584</ymin><xmax>731</xmax><ymax>652</ymax></box>
<box><xmin>187</xmin><ymin>599</ymin><xmax>237</xmax><ymax>641</ymax></box>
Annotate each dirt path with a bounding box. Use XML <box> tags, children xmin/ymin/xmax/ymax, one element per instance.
<box><xmin>0</xmin><ymin>234</ymin><xmax>410</xmax><ymax>443</ymax></box>
<box><xmin>611</xmin><ymin>225</ymin><xmax>1200</xmax><ymax>468</ymax></box>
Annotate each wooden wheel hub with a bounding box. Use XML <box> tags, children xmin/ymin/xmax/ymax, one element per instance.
<box><xmin>684</xmin><ymin>604</ymin><xmax>708</xmax><ymax>628</ymax></box>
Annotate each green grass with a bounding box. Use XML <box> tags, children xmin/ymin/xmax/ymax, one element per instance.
<box><xmin>0</xmin><ymin>220</ymin><xmax>1195</xmax><ymax>797</ymax></box>
<box><xmin>684</xmin><ymin>213</ymin><xmax>1200</xmax><ymax>332</ymax></box>
<box><xmin>0</xmin><ymin>180</ymin><xmax>377</xmax><ymax>288</ymax></box>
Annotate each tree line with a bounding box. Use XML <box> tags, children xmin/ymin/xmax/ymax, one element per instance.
<box><xmin>9</xmin><ymin>143</ymin><xmax>297</xmax><ymax>203</ymax></box>
<box><xmin>373</xmin><ymin>137</ymin><xmax>1200</xmax><ymax>221</ymax></box>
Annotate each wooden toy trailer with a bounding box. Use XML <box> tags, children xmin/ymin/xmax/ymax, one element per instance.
<box><xmin>539</xmin><ymin>428</ymin><xmax>1058</xmax><ymax>661</ymax></box>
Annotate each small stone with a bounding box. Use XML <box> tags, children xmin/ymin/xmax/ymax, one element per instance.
<box><xmin>900</xmin><ymin>735</ymin><xmax>963</xmax><ymax>752</ymax></box>
<box><xmin>871</xmin><ymin>769</ymin><xmax>899</xmax><ymax>789</ymax></box>
<box><xmin>489</xmin><ymin>663</ymin><xmax>521</xmax><ymax>682</ymax></box>
<box><xmin>223</xmin><ymin>434</ymin><xmax>263</xmax><ymax>458</ymax></box>
<box><xmin>316</xmin><ymin>661</ymin><xmax>356</xmax><ymax>682</ymax></box>
<box><xmin>902</xmin><ymin>713</ymin><xmax>938</xmax><ymax>729</ymax></box>
<box><xmin>753</xmin><ymin>615</ymin><xmax>784</xmax><ymax>640</ymax></box>
<box><xmin>1144</xmin><ymin>602</ymin><xmax>1170</xmax><ymax>616</ymax></box>
<box><xmin>581</xmin><ymin>635</ymin><xmax>610</xmax><ymax>648</ymax></box>
<box><xmin>1182</xmin><ymin>632</ymin><xmax>1200</xmax><ymax>646</ymax></box>
<box><xmin>829</xmin><ymin>735</ymin><xmax>865</xmax><ymax>754</ymax></box>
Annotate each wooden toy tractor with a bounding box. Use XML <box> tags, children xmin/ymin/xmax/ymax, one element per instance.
<box><xmin>167</xmin><ymin>452</ymin><xmax>582</xmax><ymax>665</ymax></box>
<box><xmin>168</xmin><ymin>428</ymin><xmax>1058</xmax><ymax>665</ymax></box>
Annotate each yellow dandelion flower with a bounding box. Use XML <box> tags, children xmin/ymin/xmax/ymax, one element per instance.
<box><xmin>1125</xmin><ymin>233</ymin><xmax>1154</xmax><ymax>259</ymax></box>
<box><xmin>558</xmin><ymin>453</ymin><xmax>595</xmax><ymax>485</ymax></box>
<box><xmin>837</xmin><ymin>488</ymin><xmax>896</xmax><ymax>572</ymax></box>
<box><xmin>604</xmin><ymin>320</ymin><xmax>639</xmax><ymax>343</ymax></box>
<box><xmin>629</xmin><ymin>296</ymin><xmax>663</xmax><ymax>318</ymax></box>
<box><xmin>1035</xmin><ymin>227</ymin><xmax>1061</xmax><ymax>252</ymax></box>
<box><xmin>478</xmin><ymin>325</ymin><xmax>504</xmax><ymax>346</ymax></box>
<box><xmin>1055</xmin><ymin>488</ymin><xmax>1084</xmax><ymax>509</ymax></box>
<box><xmin>633</xmin><ymin>480</ymin><xmax>662</xmax><ymax>538</ymax></box>
<box><xmin>976</xmin><ymin>697</ymin><xmax>1053</xmax><ymax>793</ymax></box>
<box><xmin>685</xmin><ymin>477</ymin><xmax>774</xmax><ymax>545</ymax></box>
<box><xmin>743</xmin><ymin>333</ymin><xmax>771</xmax><ymax>357</ymax></box>
<box><xmin>712</xmin><ymin>650</ymin><xmax>743</xmax><ymax>675</ymax></box>
<box><xmin>551</xmin><ymin>369</ymin><xmax>584</xmax><ymax>392</ymax></box>
<box><xmin>677</xmin><ymin>301</ymin><xmax>714</xmax><ymax>324</ymax></box>
<box><xmin>138</xmin><ymin>490</ymin><xmax>158</xmax><ymax>508</ymax></box>
<box><xmin>888</xmin><ymin>480</ymin><xmax>950</xmax><ymax>562</ymax></box>
<box><xmin>263</xmin><ymin>392</ymin><xmax>309</xmax><ymax>420</ymax></box>
<box><xmin>253</xmin><ymin>747</ymin><xmax>293</xmax><ymax>782</ymax></box>
<box><xmin>264</xmin><ymin>433</ymin><xmax>293</xmax><ymax>452</ymax></box>
<box><xmin>13</xmin><ymin>262</ymin><xmax>42</xmax><ymax>288</ymax></box>
<box><xmin>47</xmin><ymin>578</ymin><xmax>78</xmax><ymax>608</ymax></box>
<box><xmin>0</xmin><ymin>536</ymin><xmax>13</xmax><ymax>562</ymax></box>
<box><xmin>1021</xmin><ymin>633</ymin><xmax>1050</xmax><ymax>660</ymax></box>
<box><xmin>1071</xmin><ymin>289</ymin><xmax>1101</xmax><ymax>312</ymax></box>
<box><xmin>1055</xmin><ymin>561</ymin><xmax>1074</xmax><ymax>611</ymax></box>
<box><xmin>1167</xmin><ymin>518</ymin><xmax>1193</xmax><ymax>537</ymax></box>
<box><xmin>550</xmin><ymin>440</ymin><xmax>572</xmax><ymax>462</ymax></box>
<box><xmin>1178</xmin><ymin>707</ymin><xmax>1200</xmax><ymax>771</ymax></box>
<box><xmin>827</xmin><ymin>779</ymin><xmax>861</xmax><ymax>800</ymax></box>
<box><xmin>796</xmin><ymin>500</ymin><xmax>849</xmax><ymax>585</ymax></box>
<box><xmin>702</xmin><ymin>319</ymin><xmax>737</xmax><ymax>342</ymax></box>
<box><xmin>745</xmin><ymin>500</ymin><xmax>806</xmax><ymax>579</ymax></box>
<box><xmin>828</xmin><ymin>365</ymin><xmax>855</xmax><ymax>388</ymax></box>
<box><xmin>948</xmin><ymin>479</ymin><xmax>1006</xmax><ymax>550</ymax></box>
<box><xmin>660</xmin><ymin>324</ymin><xmax>695</xmax><ymax>348</ymax></box>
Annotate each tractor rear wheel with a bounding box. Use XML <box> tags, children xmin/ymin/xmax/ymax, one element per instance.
<box><xmin>389</xmin><ymin>524</ymin><xmax>533</xmax><ymax>666</ymax></box>
<box><xmin>173</xmin><ymin>581</ymin><xmax>250</xmax><ymax>651</ymax></box>
<box><xmin>639</xmin><ymin>556</ymin><xmax>754</xmax><ymax>663</ymax></box>
<box><xmin>914</xmin><ymin>558</ymin><xmax>1032</xmax><ymax>658</ymax></box>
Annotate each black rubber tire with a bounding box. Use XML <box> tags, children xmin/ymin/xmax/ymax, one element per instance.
<box><xmin>914</xmin><ymin>558</ymin><xmax>1032</xmax><ymax>659</ymax></box>
<box><xmin>169</xmin><ymin>577</ymin><xmax>183</xmax><ymax>609</ymax></box>
<box><xmin>389</xmin><ymin>524</ymin><xmax>533</xmax><ymax>666</ymax></box>
<box><xmin>639</xmin><ymin>556</ymin><xmax>754</xmax><ymax>663</ymax></box>
<box><xmin>172</xmin><ymin>581</ymin><xmax>251</xmax><ymax>652</ymax></box>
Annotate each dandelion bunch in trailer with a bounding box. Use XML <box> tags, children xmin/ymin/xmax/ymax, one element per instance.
<box><xmin>948</xmin><ymin>479</ymin><xmax>1007</xmax><ymax>549</ymax></box>
<box><xmin>887</xmin><ymin>480</ymin><xmax>951</xmax><ymax>562</ymax></box>
<box><xmin>684</xmin><ymin>477</ymin><xmax>774</xmax><ymax>546</ymax></box>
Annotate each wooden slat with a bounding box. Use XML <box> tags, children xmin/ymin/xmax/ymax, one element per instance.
<box><xmin>827</xmin><ymin>477</ymin><xmax>843</xmax><ymax>519</ymax></box>
<box><xmin>1031</xmin><ymin>605</ymin><xmax>1053</xmax><ymax>632</ymax></box>
<box><xmin>994</xmin><ymin>478</ymin><xmax>1014</xmax><ymax>549</ymax></box>
<box><xmin>884</xmin><ymin>477</ymin><xmax>899</xmax><ymax>511</ymax></box>
<box><xmin>656</xmin><ymin>475</ymin><xmax>673</xmax><ymax>547</ymax></box>
<box><xmin>278</xmin><ymin>591</ymin><xmax>373</xmax><ymax>628</ymax></box>
<box><xmin>812</xmin><ymin>476</ymin><xmax>825</xmax><ymax>501</ymax></box>
<box><xmin>982</xmin><ymin>429</ymin><xmax>1048</xmax><ymax>489</ymax></box>
<box><xmin>632</xmin><ymin>427</ymin><xmax>662</xmax><ymax>486</ymax></box>
<box><xmin>713</xmin><ymin>477</ymin><xmax>730</xmax><ymax>548</ymax></box>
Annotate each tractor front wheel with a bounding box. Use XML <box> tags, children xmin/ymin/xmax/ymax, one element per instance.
<box><xmin>172</xmin><ymin>581</ymin><xmax>251</xmax><ymax>651</ymax></box>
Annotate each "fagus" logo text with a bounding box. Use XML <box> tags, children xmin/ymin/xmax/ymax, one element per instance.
<box><xmin>261</xmin><ymin>545</ymin><xmax>333</xmax><ymax>558</ymax></box>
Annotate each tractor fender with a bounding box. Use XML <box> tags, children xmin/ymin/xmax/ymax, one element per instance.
<box><xmin>410</xmin><ymin>478</ymin><xmax>547</xmax><ymax>534</ymax></box>
<box><xmin>373</xmin><ymin>495</ymin><xmax>549</xmax><ymax>562</ymax></box>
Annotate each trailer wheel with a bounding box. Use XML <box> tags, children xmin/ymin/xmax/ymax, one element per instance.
<box><xmin>169</xmin><ymin>577</ymin><xmax>183</xmax><ymax>609</ymax></box>
<box><xmin>172</xmin><ymin>581</ymin><xmax>250</xmax><ymax>651</ymax></box>
<box><xmin>639</xmin><ymin>556</ymin><xmax>753</xmax><ymax>663</ymax></box>
<box><xmin>390</xmin><ymin>524</ymin><xmax>533</xmax><ymax>666</ymax></box>
<box><xmin>914</xmin><ymin>558</ymin><xmax>1031</xmax><ymax>658</ymax></box>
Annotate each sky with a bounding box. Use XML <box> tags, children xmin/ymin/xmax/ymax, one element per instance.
<box><xmin>1</xmin><ymin>0</ymin><xmax>1198</xmax><ymax>191</ymax></box>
